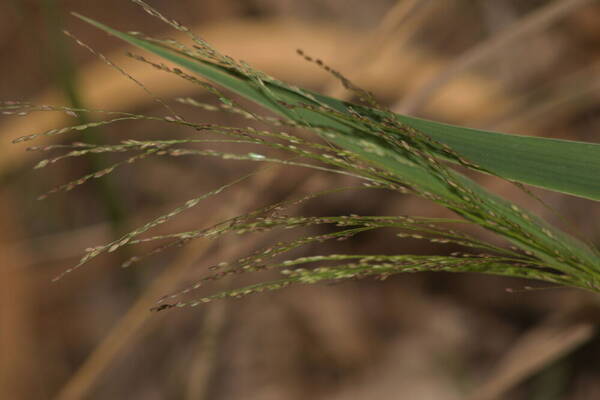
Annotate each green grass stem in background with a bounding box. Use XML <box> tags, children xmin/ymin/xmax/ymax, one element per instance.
<box><xmin>42</xmin><ymin>1</ymin><xmax>126</xmax><ymax>228</ymax></box>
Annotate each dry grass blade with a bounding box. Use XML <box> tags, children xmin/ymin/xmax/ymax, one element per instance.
<box><xmin>184</xmin><ymin>284</ymin><xmax>228</xmax><ymax>400</ymax></box>
<box><xmin>485</xmin><ymin>61</ymin><xmax>600</xmax><ymax>132</ymax></box>
<box><xmin>55</xmin><ymin>167</ymin><xmax>285</xmax><ymax>400</ymax></box>
<box><xmin>395</xmin><ymin>0</ymin><xmax>595</xmax><ymax>114</ymax></box>
<box><xmin>0</xmin><ymin>191</ymin><xmax>38</xmax><ymax>399</ymax></box>
<box><xmin>55</xmin><ymin>238</ymin><xmax>213</xmax><ymax>400</ymax></box>
<box><xmin>324</xmin><ymin>0</ymin><xmax>433</xmax><ymax>99</ymax></box>
<box><xmin>467</xmin><ymin>305</ymin><xmax>598</xmax><ymax>400</ymax></box>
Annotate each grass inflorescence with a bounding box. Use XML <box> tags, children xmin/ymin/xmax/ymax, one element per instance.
<box><xmin>6</xmin><ymin>0</ymin><xmax>600</xmax><ymax>310</ymax></box>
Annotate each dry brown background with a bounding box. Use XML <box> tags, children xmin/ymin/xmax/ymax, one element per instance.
<box><xmin>1</xmin><ymin>0</ymin><xmax>600</xmax><ymax>399</ymax></box>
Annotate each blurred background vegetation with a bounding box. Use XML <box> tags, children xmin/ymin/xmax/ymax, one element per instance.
<box><xmin>1</xmin><ymin>0</ymin><xmax>600</xmax><ymax>399</ymax></box>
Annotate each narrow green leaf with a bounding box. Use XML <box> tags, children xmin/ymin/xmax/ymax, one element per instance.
<box><xmin>320</xmin><ymin>94</ymin><xmax>600</xmax><ymax>202</ymax></box>
<box><xmin>73</xmin><ymin>13</ymin><xmax>600</xmax><ymax>201</ymax></box>
<box><xmin>72</xmin><ymin>14</ymin><xmax>600</xmax><ymax>265</ymax></box>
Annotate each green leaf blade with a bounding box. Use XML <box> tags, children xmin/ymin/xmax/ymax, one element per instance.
<box><xmin>75</xmin><ymin>13</ymin><xmax>600</xmax><ymax>201</ymax></box>
<box><xmin>311</xmin><ymin>92</ymin><xmax>600</xmax><ymax>201</ymax></box>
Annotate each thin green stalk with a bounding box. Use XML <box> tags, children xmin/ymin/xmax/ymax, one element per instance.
<box><xmin>42</xmin><ymin>0</ymin><xmax>126</xmax><ymax>228</ymax></box>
